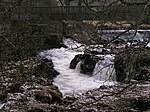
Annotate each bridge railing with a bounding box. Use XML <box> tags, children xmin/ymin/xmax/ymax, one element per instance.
<box><xmin>9</xmin><ymin>5</ymin><xmax>150</xmax><ymax>22</ymax></box>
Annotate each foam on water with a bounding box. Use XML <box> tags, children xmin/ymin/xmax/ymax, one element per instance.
<box><xmin>40</xmin><ymin>46</ymin><xmax>115</xmax><ymax>95</ymax></box>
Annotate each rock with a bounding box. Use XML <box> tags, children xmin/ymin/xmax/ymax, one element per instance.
<box><xmin>132</xmin><ymin>99</ymin><xmax>150</xmax><ymax>111</ymax></box>
<box><xmin>63</xmin><ymin>96</ymin><xmax>77</xmax><ymax>104</ymax></box>
<box><xmin>99</xmin><ymin>85</ymin><xmax>110</xmax><ymax>89</ymax></box>
<box><xmin>34</xmin><ymin>58</ymin><xmax>59</xmax><ymax>79</ymax></box>
<box><xmin>42</xmin><ymin>58</ymin><xmax>60</xmax><ymax>78</ymax></box>
<box><xmin>7</xmin><ymin>82</ymin><xmax>22</xmax><ymax>93</ymax></box>
<box><xmin>35</xmin><ymin>90</ymin><xmax>52</xmax><ymax>104</ymax></box>
<box><xmin>34</xmin><ymin>85</ymin><xmax>62</xmax><ymax>104</ymax></box>
<box><xmin>80</xmin><ymin>54</ymin><xmax>99</xmax><ymax>74</ymax></box>
<box><xmin>69</xmin><ymin>54</ymin><xmax>83</xmax><ymax>69</ymax></box>
<box><xmin>44</xmin><ymin>34</ymin><xmax>66</xmax><ymax>49</ymax></box>
<box><xmin>70</xmin><ymin>54</ymin><xmax>99</xmax><ymax>74</ymax></box>
<box><xmin>45</xmin><ymin>85</ymin><xmax>62</xmax><ymax>103</ymax></box>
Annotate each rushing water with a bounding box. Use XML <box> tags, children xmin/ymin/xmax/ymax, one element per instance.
<box><xmin>99</xmin><ymin>30</ymin><xmax>150</xmax><ymax>42</ymax></box>
<box><xmin>93</xmin><ymin>54</ymin><xmax>116</xmax><ymax>81</ymax></box>
<box><xmin>40</xmin><ymin>39</ymin><xmax>115</xmax><ymax>95</ymax></box>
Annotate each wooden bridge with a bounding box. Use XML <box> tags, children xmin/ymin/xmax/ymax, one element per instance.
<box><xmin>3</xmin><ymin>4</ymin><xmax>150</xmax><ymax>23</ymax></box>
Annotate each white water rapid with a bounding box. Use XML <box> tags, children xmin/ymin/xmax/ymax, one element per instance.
<box><xmin>40</xmin><ymin>39</ymin><xmax>115</xmax><ymax>95</ymax></box>
<box><xmin>93</xmin><ymin>54</ymin><xmax>116</xmax><ymax>81</ymax></box>
<box><xmin>99</xmin><ymin>30</ymin><xmax>150</xmax><ymax>42</ymax></box>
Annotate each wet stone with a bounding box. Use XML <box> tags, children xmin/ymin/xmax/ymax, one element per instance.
<box><xmin>34</xmin><ymin>90</ymin><xmax>52</xmax><ymax>104</ymax></box>
<box><xmin>70</xmin><ymin>53</ymin><xmax>99</xmax><ymax>74</ymax></box>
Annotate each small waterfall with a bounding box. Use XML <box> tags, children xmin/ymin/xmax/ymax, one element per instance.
<box><xmin>92</xmin><ymin>54</ymin><xmax>116</xmax><ymax>81</ymax></box>
<box><xmin>93</xmin><ymin>60</ymin><xmax>115</xmax><ymax>81</ymax></box>
<box><xmin>75</xmin><ymin>61</ymin><xmax>82</xmax><ymax>72</ymax></box>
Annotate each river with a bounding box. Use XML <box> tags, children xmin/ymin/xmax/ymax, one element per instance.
<box><xmin>40</xmin><ymin>39</ymin><xmax>116</xmax><ymax>95</ymax></box>
<box><xmin>39</xmin><ymin>29</ymin><xmax>150</xmax><ymax>95</ymax></box>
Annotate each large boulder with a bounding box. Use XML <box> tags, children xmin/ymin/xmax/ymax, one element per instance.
<box><xmin>114</xmin><ymin>48</ymin><xmax>150</xmax><ymax>82</ymax></box>
<box><xmin>70</xmin><ymin>54</ymin><xmax>99</xmax><ymax>74</ymax></box>
<box><xmin>7</xmin><ymin>82</ymin><xmax>23</xmax><ymax>93</ymax></box>
<box><xmin>34</xmin><ymin>58</ymin><xmax>59</xmax><ymax>80</ymax></box>
<box><xmin>44</xmin><ymin>34</ymin><xmax>66</xmax><ymax>49</ymax></box>
<box><xmin>34</xmin><ymin>85</ymin><xmax>62</xmax><ymax>103</ymax></box>
<box><xmin>34</xmin><ymin>90</ymin><xmax>52</xmax><ymax>104</ymax></box>
<box><xmin>69</xmin><ymin>54</ymin><xmax>83</xmax><ymax>69</ymax></box>
<box><xmin>80</xmin><ymin>54</ymin><xmax>99</xmax><ymax>74</ymax></box>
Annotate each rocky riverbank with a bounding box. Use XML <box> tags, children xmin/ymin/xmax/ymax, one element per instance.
<box><xmin>0</xmin><ymin>25</ymin><xmax>66</xmax><ymax>111</ymax></box>
<box><xmin>0</xmin><ymin>57</ymin><xmax>63</xmax><ymax>111</ymax></box>
<box><xmin>1</xmin><ymin>22</ymin><xmax>150</xmax><ymax>111</ymax></box>
<box><xmin>1</xmin><ymin>81</ymin><xmax>150</xmax><ymax>112</ymax></box>
<box><xmin>62</xmin><ymin>82</ymin><xmax>150</xmax><ymax>112</ymax></box>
